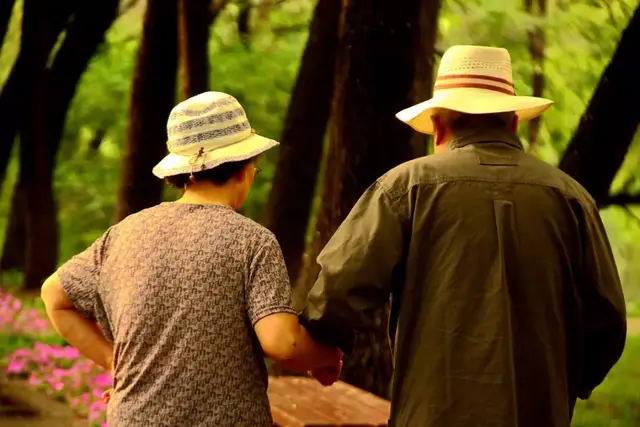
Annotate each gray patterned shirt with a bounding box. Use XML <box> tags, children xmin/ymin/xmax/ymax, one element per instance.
<box><xmin>58</xmin><ymin>202</ymin><xmax>296</xmax><ymax>426</ymax></box>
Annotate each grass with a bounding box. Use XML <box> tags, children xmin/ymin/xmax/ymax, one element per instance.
<box><xmin>0</xmin><ymin>334</ymin><xmax>65</xmax><ymax>360</ymax></box>
<box><xmin>627</xmin><ymin>301</ymin><xmax>640</xmax><ymax>318</ymax></box>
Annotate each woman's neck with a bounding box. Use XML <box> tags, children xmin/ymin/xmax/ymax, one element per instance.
<box><xmin>177</xmin><ymin>183</ymin><xmax>237</xmax><ymax>208</ymax></box>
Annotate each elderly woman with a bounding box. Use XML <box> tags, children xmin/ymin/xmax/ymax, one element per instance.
<box><xmin>40</xmin><ymin>92</ymin><xmax>342</xmax><ymax>426</ymax></box>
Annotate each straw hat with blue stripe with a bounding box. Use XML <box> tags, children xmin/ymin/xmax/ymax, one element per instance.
<box><xmin>152</xmin><ymin>91</ymin><xmax>279</xmax><ymax>179</ymax></box>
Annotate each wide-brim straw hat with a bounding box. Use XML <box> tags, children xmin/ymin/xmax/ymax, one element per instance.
<box><xmin>152</xmin><ymin>91</ymin><xmax>279</xmax><ymax>178</ymax></box>
<box><xmin>396</xmin><ymin>45</ymin><xmax>554</xmax><ymax>134</ymax></box>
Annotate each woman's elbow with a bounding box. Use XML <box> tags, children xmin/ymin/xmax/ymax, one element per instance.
<box><xmin>41</xmin><ymin>274</ymin><xmax>71</xmax><ymax>311</ymax></box>
<box><xmin>261</xmin><ymin>333</ymin><xmax>298</xmax><ymax>364</ymax></box>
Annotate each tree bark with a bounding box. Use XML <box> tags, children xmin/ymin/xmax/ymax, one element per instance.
<box><xmin>0</xmin><ymin>0</ymin><xmax>118</xmax><ymax>281</ymax></box>
<box><xmin>0</xmin><ymin>180</ymin><xmax>26</xmax><ymax>272</ymax></box>
<box><xmin>114</xmin><ymin>0</ymin><xmax>178</xmax><ymax>221</ymax></box>
<box><xmin>210</xmin><ymin>0</ymin><xmax>232</xmax><ymax>25</ymax></box>
<box><xmin>178</xmin><ymin>0</ymin><xmax>211</xmax><ymax>99</ymax></box>
<box><xmin>45</xmin><ymin>0</ymin><xmax>119</xmax><ymax>158</ymax></box>
<box><xmin>87</xmin><ymin>129</ymin><xmax>108</xmax><ymax>156</ymax></box>
<box><xmin>237</xmin><ymin>0</ymin><xmax>251</xmax><ymax>48</ymax></box>
<box><xmin>263</xmin><ymin>0</ymin><xmax>342</xmax><ymax>285</ymax></box>
<box><xmin>0</xmin><ymin>0</ymin><xmax>15</xmax><ymax>48</ymax></box>
<box><xmin>524</xmin><ymin>0</ymin><xmax>546</xmax><ymax>150</ymax></box>
<box><xmin>0</xmin><ymin>0</ymin><xmax>74</xmax><ymax>186</ymax></box>
<box><xmin>558</xmin><ymin>3</ymin><xmax>640</xmax><ymax>206</ymax></box>
<box><xmin>19</xmin><ymin>0</ymin><xmax>57</xmax><ymax>290</ymax></box>
<box><xmin>301</xmin><ymin>0</ymin><xmax>442</xmax><ymax>398</ymax></box>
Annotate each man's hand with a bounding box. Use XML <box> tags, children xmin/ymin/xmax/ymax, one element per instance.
<box><xmin>309</xmin><ymin>347</ymin><xmax>343</xmax><ymax>387</ymax></box>
<box><xmin>310</xmin><ymin>360</ymin><xmax>343</xmax><ymax>386</ymax></box>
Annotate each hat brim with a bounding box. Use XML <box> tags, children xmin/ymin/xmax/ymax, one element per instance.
<box><xmin>152</xmin><ymin>133</ymin><xmax>279</xmax><ymax>178</ymax></box>
<box><xmin>396</xmin><ymin>88</ymin><xmax>554</xmax><ymax>134</ymax></box>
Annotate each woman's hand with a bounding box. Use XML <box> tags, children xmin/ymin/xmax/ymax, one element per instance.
<box><xmin>102</xmin><ymin>359</ymin><xmax>115</xmax><ymax>404</ymax></box>
<box><xmin>102</xmin><ymin>389</ymin><xmax>113</xmax><ymax>404</ymax></box>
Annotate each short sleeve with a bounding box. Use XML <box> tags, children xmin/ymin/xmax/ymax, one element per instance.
<box><xmin>246</xmin><ymin>231</ymin><xmax>296</xmax><ymax>326</ymax></box>
<box><xmin>57</xmin><ymin>231</ymin><xmax>110</xmax><ymax>320</ymax></box>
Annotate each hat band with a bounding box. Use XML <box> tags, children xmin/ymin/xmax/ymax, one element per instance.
<box><xmin>170</xmin><ymin>120</ymin><xmax>251</xmax><ymax>148</ymax></box>
<box><xmin>168</xmin><ymin>108</ymin><xmax>245</xmax><ymax>136</ymax></box>
<box><xmin>436</xmin><ymin>73</ymin><xmax>513</xmax><ymax>86</ymax></box>
<box><xmin>433</xmin><ymin>82</ymin><xmax>515</xmax><ymax>96</ymax></box>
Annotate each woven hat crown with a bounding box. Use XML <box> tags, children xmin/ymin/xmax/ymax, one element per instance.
<box><xmin>435</xmin><ymin>46</ymin><xmax>515</xmax><ymax>96</ymax></box>
<box><xmin>166</xmin><ymin>92</ymin><xmax>253</xmax><ymax>156</ymax></box>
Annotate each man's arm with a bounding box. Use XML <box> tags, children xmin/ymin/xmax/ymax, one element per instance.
<box><xmin>41</xmin><ymin>273</ymin><xmax>113</xmax><ymax>372</ymax></box>
<box><xmin>247</xmin><ymin>231</ymin><xmax>342</xmax><ymax>375</ymax></box>
<box><xmin>301</xmin><ymin>180</ymin><xmax>407</xmax><ymax>353</ymax></box>
<box><xmin>577</xmin><ymin>200</ymin><xmax>627</xmax><ymax>398</ymax></box>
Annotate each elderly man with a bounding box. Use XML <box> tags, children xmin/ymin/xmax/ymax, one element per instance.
<box><xmin>300</xmin><ymin>45</ymin><xmax>627</xmax><ymax>427</ymax></box>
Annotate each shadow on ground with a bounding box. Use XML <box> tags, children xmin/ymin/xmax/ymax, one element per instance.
<box><xmin>0</xmin><ymin>376</ymin><xmax>86</xmax><ymax>427</ymax></box>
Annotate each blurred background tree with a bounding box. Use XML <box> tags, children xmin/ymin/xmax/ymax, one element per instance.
<box><xmin>0</xmin><ymin>0</ymin><xmax>638</xmax><ymax>401</ymax></box>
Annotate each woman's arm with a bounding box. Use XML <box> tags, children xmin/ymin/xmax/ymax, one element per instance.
<box><xmin>41</xmin><ymin>273</ymin><xmax>113</xmax><ymax>372</ymax></box>
<box><xmin>254</xmin><ymin>312</ymin><xmax>341</xmax><ymax>372</ymax></box>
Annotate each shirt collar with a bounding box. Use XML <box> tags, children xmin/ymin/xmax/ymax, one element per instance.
<box><xmin>448</xmin><ymin>127</ymin><xmax>524</xmax><ymax>151</ymax></box>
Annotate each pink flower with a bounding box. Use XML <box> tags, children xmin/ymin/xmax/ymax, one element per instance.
<box><xmin>27</xmin><ymin>373</ymin><xmax>41</xmax><ymax>386</ymax></box>
<box><xmin>2</xmin><ymin>292</ymin><xmax>109</xmax><ymax>425</ymax></box>
<box><xmin>7</xmin><ymin>360</ymin><xmax>26</xmax><ymax>373</ymax></box>
<box><xmin>94</xmin><ymin>372</ymin><xmax>113</xmax><ymax>388</ymax></box>
<box><xmin>88</xmin><ymin>401</ymin><xmax>107</xmax><ymax>421</ymax></box>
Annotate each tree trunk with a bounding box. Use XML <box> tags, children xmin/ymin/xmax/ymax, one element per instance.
<box><xmin>0</xmin><ymin>0</ymin><xmax>15</xmax><ymax>48</ymax></box>
<box><xmin>210</xmin><ymin>0</ymin><xmax>232</xmax><ymax>25</ymax></box>
<box><xmin>0</xmin><ymin>0</ymin><xmax>74</xmax><ymax>186</ymax></box>
<box><xmin>19</xmin><ymin>0</ymin><xmax>57</xmax><ymax>290</ymax></box>
<box><xmin>263</xmin><ymin>0</ymin><xmax>342</xmax><ymax>285</ymax></box>
<box><xmin>178</xmin><ymin>0</ymin><xmax>211</xmax><ymax>99</ymax></box>
<box><xmin>524</xmin><ymin>0</ymin><xmax>546</xmax><ymax>150</ymax></box>
<box><xmin>45</xmin><ymin>0</ymin><xmax>119</xmax><ymax>157</ymax></box>
<box><xmin>558</xmin><ymin>3</ymin><xmax>640</xmax><ymax>206</ymax></box>
<box><xmin>0</xmin><ymin>0</ymin><xmax>118</xmax><ymax>281</ymax></box>
<box><xmin>87</xmin><ymin>129</ymin><xmax>107</xmax><ymax>156</ymax></box>
<box><xmin>0</xmin><ymin>180</ymin><xmax>26</xmax><ymax>272</ymax></box>
<box><xmin>237</xmin><ymin>0</ymin><xmax>251</xmax><ymax>48</ymax></box>
<box><xmin>301</xmin><ymin>0</ymin><xmax>442</xmax><ymax>398</ymax></box>
<box><xmin>114</xmin><ymin>0</ymin><xmax>178</xmax><ymax>222</ymax></box>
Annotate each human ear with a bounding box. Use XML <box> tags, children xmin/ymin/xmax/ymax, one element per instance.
<box><xmin>510</xmin><ymin>114</ymin><xmax>519</xmax><ymax>132</ymax></box>
<box><xmin>232</xmin><ymin>164</ymin><xmax>251</xmax><ymax>184</ymax></box>
<box><xmin>432</xmin><ymin>115</ymin><xmax>444</xmax><ymax>147</ymax></box>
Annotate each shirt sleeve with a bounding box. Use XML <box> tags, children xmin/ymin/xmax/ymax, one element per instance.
<box><xmin>575</xmin><ymin>199</ymin><xmax>627</xmax><ymax>398</ymax></box>
<box><xmin>57</xmin><ymin>231</ymin><xmax>110</xmax><ymax>321</ymax></box>
<box><xmin>246</xmin><ymin>231</ymin><xmax>297</xmax><ymax>326</ymax></box>
<box><xmin>300</xmin><ymin>180</ymin><xmax>407</xmax><ymax>353</ymax></box>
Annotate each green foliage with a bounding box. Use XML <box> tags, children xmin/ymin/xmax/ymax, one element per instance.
<box><xmin>0</xmin><ymin>1</ymin><xmax>638</xmax><ymax>424</ymax></box>
<box><xmin>572</xmin><ymin>335</ymin><xmax>640</xmax><ymax>427</ymax></box>
<box><xmin>0</xmin><ymin>334</ymin><xmax>65</xmax><ymax>360</ymax></box>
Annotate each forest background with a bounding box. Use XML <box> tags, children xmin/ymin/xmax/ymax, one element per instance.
<box><xmin>0</xmin><ymin>0</ymin><xmax>639</xmax><ymax>424</ymax></box>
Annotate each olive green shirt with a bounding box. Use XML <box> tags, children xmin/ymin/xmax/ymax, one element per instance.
<box><xmin>301</xmin><ymin>127</ymin><xmax>627</xmax><ymax>427</ymax></box>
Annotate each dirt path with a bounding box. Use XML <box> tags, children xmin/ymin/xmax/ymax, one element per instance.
<box><xmin>0</xmin><ymin>379</ymin><xmax>86</xmax><ymax>427</ymax></box>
